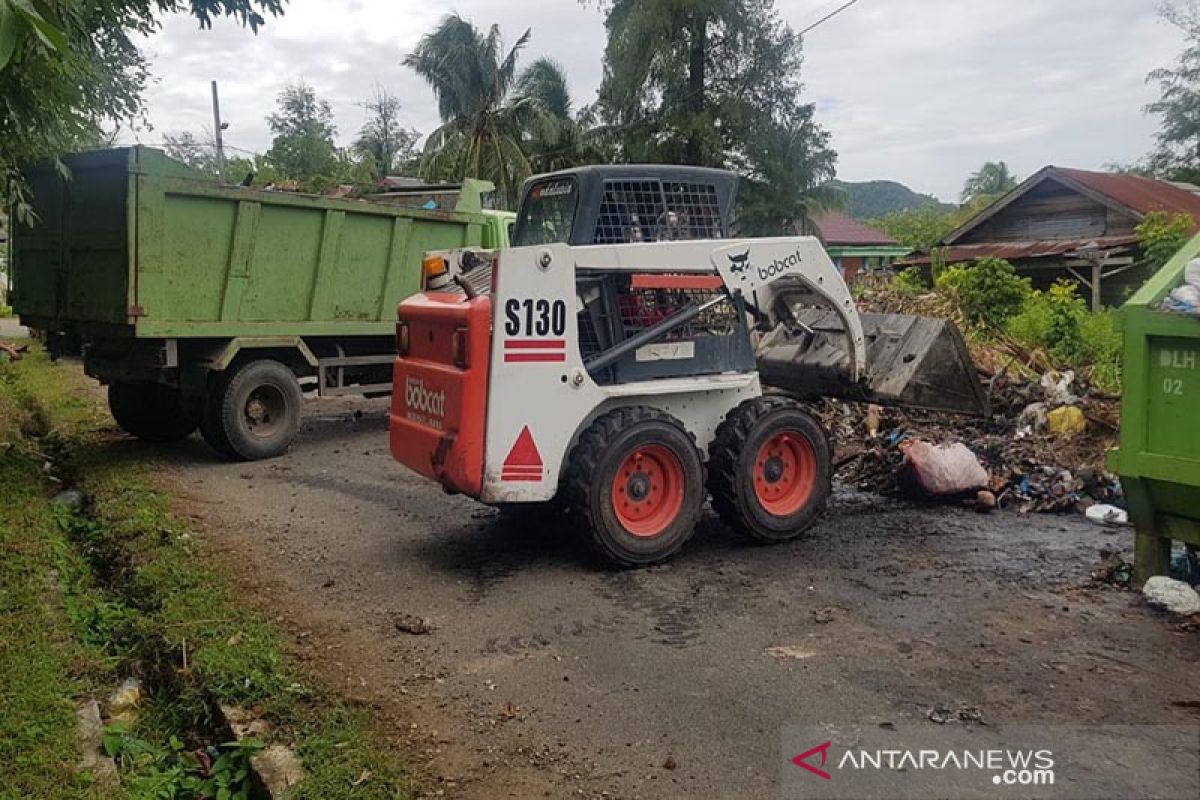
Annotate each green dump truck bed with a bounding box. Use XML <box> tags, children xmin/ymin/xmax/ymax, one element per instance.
<box><xmin>10</xmin><ymin>146</ymin><xmax>507</xmax><ymax>337</ymax></box>
<box><xmin>1108</xmin><ymin>234</ymin><xmax>1200</xmax><ymax>584</ymax></box>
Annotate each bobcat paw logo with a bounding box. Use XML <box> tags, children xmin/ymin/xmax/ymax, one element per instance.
<box><xmin>727</xmin><ymin>249</ymin><xmax>752</xmax><ymax>281</ymax></box>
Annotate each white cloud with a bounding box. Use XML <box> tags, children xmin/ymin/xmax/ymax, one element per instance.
<box><xmin>128</xmin><ymin>0</ymin><xmax>1182</xmax><ymax>202</ymax></box>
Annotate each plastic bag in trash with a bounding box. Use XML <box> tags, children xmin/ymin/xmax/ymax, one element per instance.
<box><xmin>1047</xmin><ymin>405</ymin><xmax>1087</xmax><ymax>437</ymax></box>
<box><xmin>1040</xmin><ymin>370</ymin><xmax>1079</xmax><ymax>406</ymax></box>
<box><xmin>1085</xmin><ymin>503</ymin><xmax>1129</xmax><ymax>526</ymax></box>
<box><xmin>1160</xmin><ymin>258</ymin><xmax>1200</xmax><ymax>315</ymax></box>
<box><xmin>107</xmin><ymin>677</ymin><xmax>143</xmax><ymax>725</ymax></box>
<box><xmin>898</xmin><ymin>440</ymin><xmax>989</xmax><ymax>497</ymax></box>
<box><xmin>1186</xmin><ymin>257</ymin><xmax>1200</xmax><ymax>289</ymax></box>
<box><xmin>1162</xmin><ymin>284</ymin><xmax>1200</xmax><ymax>315</ymax></box>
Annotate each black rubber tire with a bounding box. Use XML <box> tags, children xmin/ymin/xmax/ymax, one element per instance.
<box><xmin>707</xmin><ymin>397</ymin><xmax>831</xmax><ymax>543</ymax></box>
<box><xmin>107</xmin><ymin>381</ymin><xmax>198</xmax><ymax>442</ymax></box>
<box><xmin>201</xmin><ymin>359</ymin><xmax>302</xmax><ymax>461</ymax></box>
<box><xmin>563</xmin><ymin>406</ymin><xmax>704</xmax><ymax>567</ymax></box>
<box><xmin>198</xmin><ymin>372</ymin><xmax>236</xmax><ymax>459</ymax></box>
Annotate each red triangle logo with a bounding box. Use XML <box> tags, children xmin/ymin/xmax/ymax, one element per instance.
<box><xmin>792</xmin><ymin>741</ymin><xmax>832</xmax><ymax>780</ymax></box>
<box><xmin>502</xmin><ymin>427</ymin><xmax>543</xmax><ymax>478</ymax></box>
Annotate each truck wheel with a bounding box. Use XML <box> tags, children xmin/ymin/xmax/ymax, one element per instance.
<box><xmin>707</xmin><ymin>397</ymin><xmax>831</xmax><ymax>543</ymax></box>
<box><xmin>108</xmin><ymin>381</ymin><xmax>197</xmax><ymax>442</ymax></box>
<box><xmin>564</xmin><ymin>407</ymin><xmax>704</xmax><ymax>567</ymax></box>
<box><xmin>202</xmin><ymin>359</ymin><xmax>302</xmax><ymax>461</ymax></box>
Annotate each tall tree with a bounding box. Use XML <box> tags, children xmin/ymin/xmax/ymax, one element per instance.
<box><xmin>1146</xmin><ymin>1</ymin><xmax>1200</xmax><ymax>182</ymax></box>
<box><xmin>960</xmin><ymin>161</ymin><xmax>1018</xmax><ymax>204</ymax></box>
<box><xmin>737</xmin><ymin>110</ymin><xmax>841</xmax><ymax>236</ymax></box>
<box><xmin>516</xmin><ymin>57</ymin><xmax>600</xmax><ymax>173</ymax></box>
<box><xmin>404</xmin><ymin>14</ymin><xmax>537</xmax><ymax>208</ymax></box>
<box><xmin>0</xmin><ymin>0</ymin><xmax>283</xmax><ymax>221</ymax></box>
<box><xmin>265</xmin><ymin>81</ymin><xmax>339</xmax><ymax>191</ymax></box>
<box><xmin>354</xmin><ymin>86</ymin><xmax>418</xmax><ymax>181</ymax></box>
<box><xmin>593</xmin><ymin>0</ymin><xmax>837</xmax><ymax>233</ymax></box>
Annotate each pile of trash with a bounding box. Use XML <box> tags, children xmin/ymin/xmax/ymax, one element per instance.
<box><xmin>817</xmin><ymin>366</ymin><xmax>1122</xmax><ymax>515</ymax></box>
<box><xmin>1159</xmin><ymin>257</ymin><xmax>1200</xmax><ymax>315</ymax></box>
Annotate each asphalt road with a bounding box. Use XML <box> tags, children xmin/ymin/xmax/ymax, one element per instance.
<box><xmin>147</xmin><ymin>396</ymin><xmax>1200</xmax><ymax>800</ymax></box>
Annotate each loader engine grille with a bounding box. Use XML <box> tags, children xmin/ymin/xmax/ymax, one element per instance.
<box><xmin>593</xmin><ymin>180</ymin><xmax>723</xmax><ymax>244</ymax></box>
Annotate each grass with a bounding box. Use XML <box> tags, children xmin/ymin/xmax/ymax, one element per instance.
<box><xmin>0</xmin><ymin>349</ymin><xmax>417</xmax><ymax>799</ymax></box>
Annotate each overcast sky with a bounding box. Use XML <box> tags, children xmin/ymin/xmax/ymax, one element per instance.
<box><xmin>129</xmin><ymin>0</ymin><xmax>1183</xmax><ymax>202</ymax></box>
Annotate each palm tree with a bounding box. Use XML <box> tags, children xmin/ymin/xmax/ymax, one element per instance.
<box><xmin>516</xmin><ymin>58</ymin><xmax>603</xmax><ymax>173</ymax></box>
<box><xmin>404</xmin><ymin>15</ymin><xmax>540</xmax><ymax>208</ymax></box>
<box><xmin>960</xmin><ymin>161</ymin><xmax>1019</xmax><ymax>205</ymax></box>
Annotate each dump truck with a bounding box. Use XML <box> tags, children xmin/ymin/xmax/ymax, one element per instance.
<box><xmin>8</xmin><ymin>147</ymin><xmax>512</xmax><ymax>459</ymax></box>
<box><xmin>388</xmin><ymin>165</ymin><xmax>987</xmax><ymax>566</ymax></box>
<box><xmin>1109</xmin><ymin>233</ymin><xmax>1200</xmax><ymax>585</ymax></box>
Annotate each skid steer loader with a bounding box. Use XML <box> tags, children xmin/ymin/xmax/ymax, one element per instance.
<box><xmin>389</xmin><ymin>166</ymin><xmax>987</xmax><ymax>566</ymax></box>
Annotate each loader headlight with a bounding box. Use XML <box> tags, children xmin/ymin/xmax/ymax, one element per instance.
<box><xmin>423</xmin><ymin>255</ymin><xmax>449</xmax><ymax>283</ymax></box>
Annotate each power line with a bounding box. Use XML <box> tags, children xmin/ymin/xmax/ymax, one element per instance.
<box><xmin>799</xmin><ymin>0</ymin><xmax>862</xmax><ymax>37</ymax></box>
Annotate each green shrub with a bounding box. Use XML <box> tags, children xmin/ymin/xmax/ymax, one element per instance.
<box><xmin>934</xmin><ymin>258</ymin><xmax>1032</xmax><ymax>326</ymax></box>
<box><xmin>1079</xmin><ymin>309</ymin><xmax>1123</xmax><ymax>393</ymax></box>
<box><xmin>1006</xmin><ymin>279</ymin><xmax>1124</xmax><ymax>393</ymax></box>
<box><xmin>893</xmin><ymin>267</ymin><xmax>928</xmax><ymax>293</ymax></box>
<box><xmin>1136</xmin><ymin>211</ymin><xmax>1195</xmax><ymax>271</ymax></box>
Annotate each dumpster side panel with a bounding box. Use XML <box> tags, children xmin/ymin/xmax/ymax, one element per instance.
<box><xmin>156</xmin><ymin>193</ymin><xmax>238</xmax><ymax>322</ymax></box>
<box><xmin>237</xmin><ymin>205</ymin><xmax>327</xmax><ymax>322</ymax></box>
<box><xmin>1145</xmin><ymin>335</ymin><xmax>1200</xmax><ymax>463</ymax></box>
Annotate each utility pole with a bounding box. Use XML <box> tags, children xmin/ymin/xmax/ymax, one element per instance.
<box><xmin>211</xmin><ymin>80</ymin><xmax>227</xmax><ymax>183</ymax></box>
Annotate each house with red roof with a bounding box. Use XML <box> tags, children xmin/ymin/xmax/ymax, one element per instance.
<box><xmin>810</xmin><ymin>212</ymin><xmax>911</xmax><ymax>283</ymax></box>
<box><xmin>899</xmin><ymin>166</ymin><xmax>1200</xmax><ymax>309</ymax></box>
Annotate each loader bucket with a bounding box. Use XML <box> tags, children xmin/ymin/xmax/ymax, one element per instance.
<box><xmin>756</xmin><ymin>309</ymin><xmax>990</xmax><ymax>417</ymax></box>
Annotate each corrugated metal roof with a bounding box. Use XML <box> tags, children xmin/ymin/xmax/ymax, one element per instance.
<box><xmin>897</xmin><ymin>235</ymin><xmax>1139</xmax><ymax>266</ymax></box>
<box><xmin>811</xmin><ymin>212</ymin><xmax>898</xmax><ymax>246</ymax></box>
<box><xmin>1056</xmin><ymin>167</ymin><xmax>1200</xmax><ymax>222</ymax></box>
<box><xmin>943</xmin><ymin>166</ymin><xmax>1200</xmax><ymax>247</ymax></box>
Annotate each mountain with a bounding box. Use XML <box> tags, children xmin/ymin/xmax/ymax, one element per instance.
<box><xmin>831</xmin><ymin>180</ymin><xmax>957</xmax><ymax>220</ymax></box>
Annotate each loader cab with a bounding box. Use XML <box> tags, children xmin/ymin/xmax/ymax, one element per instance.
<box><xmin>511</xmin><ymin>166</ymin><xmax>738</xmax><ymax>248</ymax></box>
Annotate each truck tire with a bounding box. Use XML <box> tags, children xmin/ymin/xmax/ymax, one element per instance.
<box><xmin>201</xmin><ymin>359</ymin><xmax>302</xmax><ymax>461</ymax></box>
<box><xmin>108</xmin><ymin>381</ymin><xmax>198</xmax><ymax>442</ymax></box>
<box><xmin>707</xmin><ymin>397</ymin><xmax>831</xmax><ymax>543</ymax></box>
<box><xmin>563</xmin><ymin>407</ymin><xmax>704</xmax><ymax>567</ymax></box>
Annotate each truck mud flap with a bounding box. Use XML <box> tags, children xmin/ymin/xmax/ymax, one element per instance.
<box><xmin>756</xmin><ymin>309</ymin><xmax>990</xmax><ymax>417</ymax></box>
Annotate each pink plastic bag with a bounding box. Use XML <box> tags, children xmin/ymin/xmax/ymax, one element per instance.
<box><xmin>899</xmin><ymin>440</ymin><xmax>989</xmax><ymax>497</ymax></box>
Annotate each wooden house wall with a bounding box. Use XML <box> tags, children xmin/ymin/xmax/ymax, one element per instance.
<box><xmin>956</xmin><ymin>179</ymin><xmax>1136</xmax><ymax>244</ymax></box>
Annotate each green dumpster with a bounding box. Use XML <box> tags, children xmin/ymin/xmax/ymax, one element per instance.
<box><xmin>1108</xmin><ymin>234</ymin><xmax>1200</xmax><ymax>585</ymax></box>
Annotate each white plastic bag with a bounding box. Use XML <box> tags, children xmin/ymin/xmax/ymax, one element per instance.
<box><xmin>1040</xmin><ymin>370</ymin><xmax>1079</xmax><ymax>406</ymax></box>
<box><xmin>1163</xmin><ymin>284</ymin><xmax>1200</xmax><ymax>315</ymax></box>
<box><xmin>1085</xmin><ymin>504</ymin><xmax>1129</xmax><ymax>527</ymax></box>
<box><xmin>1185</xmin><ymin>258</ymin><xmax>1200</xmax><ymax>290</ymax></box>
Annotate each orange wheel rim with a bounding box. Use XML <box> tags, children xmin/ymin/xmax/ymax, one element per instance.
<box><xmin>611</xmin><ymin>444</ymin><xmax>686</xmax><ymax>538</ymax></box>
<box><xmin>753</xmin><ymin>431</ymin><xmax>816</xmax><ymax>516</ymax></box>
